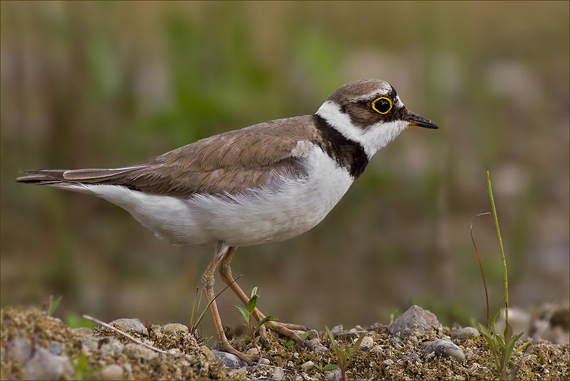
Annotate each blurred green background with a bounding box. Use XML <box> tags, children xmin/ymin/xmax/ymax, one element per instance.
<box><xmin>1</xmin><ymin>1</ymin><xmax>568</xmax><ymax>337</ymax></box>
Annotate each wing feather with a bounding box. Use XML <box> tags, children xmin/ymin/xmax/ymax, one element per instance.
<box><xmin>17</xmin><ymin>115</ymin><xmax>320</xmax><ymax>198</ymax></box>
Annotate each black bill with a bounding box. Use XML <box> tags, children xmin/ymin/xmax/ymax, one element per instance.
<box><xmin>404</xmin><ymin>111</ymin><xmax>439</xmax><ymax>129</ymax></box>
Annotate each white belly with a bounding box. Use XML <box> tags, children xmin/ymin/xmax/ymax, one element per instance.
<box><xmin>74</xmin><ymin>147</ymin><xmax>354</xmax><ymax>247</ymax></box>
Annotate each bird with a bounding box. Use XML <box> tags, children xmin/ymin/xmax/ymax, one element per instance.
<box><xmin>17</xmin><ymin>79</ymin><xmax>438</xmax><ymax>364</ymax></box>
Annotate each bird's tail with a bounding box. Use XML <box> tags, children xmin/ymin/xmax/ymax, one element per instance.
<box><xmin>16</xmin><ymin>167</ymin><xmax>142</xmax><ymax>191</ymax></box>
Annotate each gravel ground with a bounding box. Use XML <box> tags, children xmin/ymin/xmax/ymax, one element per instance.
<box><xmin>1</xmin><ymin>305</ymin><xmax>568</xmax><ymax>380</ymax></box>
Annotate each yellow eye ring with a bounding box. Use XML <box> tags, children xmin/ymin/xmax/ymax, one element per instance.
<box><xmin>372</xmin><ymin>97</ymin><xmax>393</xmax><ymax>114</ymax></box>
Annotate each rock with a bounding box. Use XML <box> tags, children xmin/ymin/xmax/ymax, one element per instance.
<box><xmin>211</xmin><ymin>350</ymin><xmax>248</xmax><ymax>368</ymax></box>
<box><xmin>77</xmin><ymin>336</ymin><xmax>98</xmax><ymax>355</ymax></box>
<box><xmin>228</xmin><ymin>367</ymin><xmax>248</xmax><ymax>379</ymax></box>
<box><xmin>451</xmin><ymin>327</ymin><xmax>480</xmax><ymax>342</ymax></box>
<box><xmin>48</xmin><ymin>341</ymin><xmax>63</xmax><ymax>355</ymax></box>
<box><xmin>308</xmin><ymin>329</ymin><xmax>320</xmax><ymax>340</ymax></box>
<box><xmin>162</xmin><ymin>323</ymin><xmax>188</xmax><ymax>334</ymax></box>
<box><xmin>308</xmin><ymin>337</ymin><xmax>328</xmax><ymax>353</ymax></box>
<box><xmin>383</xmin><ymin>359</ymin><xmax>394</xmax><ymax>365</ymax></box>
<box><xmin>72</xmin><ymin>327</ymin><xmax>93</xmax><ymax>337</ymax></box>
<box><xmin>272</xmin><ymin>366</ymin><xmax>285</xmax><ymax>380</ymax></box>
<box><xmin>200</xmin><ymin>345</ymin><xmax>217</xmax><ymax>362</ymax></box>
<box><xmin>98</xmin><ymin>337</ymin><xmax>124</xmax><ymax>357</ymax></box>
<box><xmin>359</xmin><ymin>336</ymin><xmax>374</xmax><ymax>350</ymax></box>
<box><xmin>330</xmin><ymin>325</ymin><xmax>344</xmax><ymax>337</ymax></box>
<box><xmin>24</xmin><ymin>347</ymin><xmax>73</xmax><ymax>380</ymax></box>
<box><xmin>388</xmin><ymin>305</ymin><xmax>440</xmax><ymax>338</ymax></box>
<box><xmin>109</xmin><ymin>318</ymin><xmax>148</xmax><ymax>336</ymax></box>
<box><xmin>301</xmin><ymin>360</ymin><xmax>315</xmax><ymax>370</ymax></box>
<box><xmin>123</xmin><ymin>343</ymin><xmax>158</xmax><ymax>361</ymax></box>
<box><xmin>10</xmin><ymin>337</ymin><xmax>32</xmax><ymax>361</ymax></box>
<box><xmin>246</xmin><ymin>347</ymin><xmax>260</xmax><ymax>356</ymax></box>
<box><xmin>391</xmin><ymin>337</ymin><xmax>403</xmax><ymax>348</ymax></box>
<box><xmin>423</xmin><ymin>339</ymin><xmax>466</xmax><ymax>362</ymax></box>
<box><xmin>324</xmin><ymin>367</ymin><xmax>341</xmax><ymax>380</ymax></box>
<box><xmin>370</xmin><ymin>345</ymin><xmax>383</xmax><ymax>354</ymax></box>
<box><xmin>99</xmin><ymin>364</ymin><xmax>124</xmax><ymax>380</ymax></box>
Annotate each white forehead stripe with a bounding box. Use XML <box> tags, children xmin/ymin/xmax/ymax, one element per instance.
<box><xmin>316</xmin><ymin>101</ymin><xmax>408</xmax><ymax>157</ymax></box>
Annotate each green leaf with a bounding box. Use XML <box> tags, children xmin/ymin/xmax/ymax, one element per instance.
<box><xmin>324</xmin><ymin>364</ymin><xmax>338</xmax><ymax>371</ymax></box>
<box><xmin>478</xmin><ymin>323</ymin><xmax>493</xmax><ymax>340</ymax></box>
<box><xmin>325</xmin><ymin>326</ymin><xmax>338</xmax><ymax>352</ymax></box>
<box><xmin>351</xmin><ymin>334</ymin><xmax>366</xmax><ymax>353</ymax></box>
<box><xmin>285</xmin><ymin>340</ymin><xmax>294</xmax><ymax>346</ymax></box>
<box><xmin>251</xmin><ymin>286</ymin><xmax>258</xmax><ymax>299</ymax></box>
<box><xmin>504</xmin><ymin>322</ymin><xmax>513</xmax><ymax>340</ymax></box>
<box><xmin>254</xmin><ymin>316</ymin><xmax>278</xmax><ymax>333</ymax></box>
<box><xmin>299</xmin><ymin>332</ymin><xmax>310</xmax><ymax>339</ymax></box>
<box><xmin>48</xmin><ymin>296</ymin><xmax>62</xmax><ymax>317</ymax></box>
<box><xmin>247</xmin><ymin>294</ymin><xmax>258</xmax><ymax>314</ymax></box>
<box><xmin>233</xmin><ymin>305</ymin><xmax>250</xmax><ymax>324</ymax></box>
<box><xmin>513</xmin><ymin>341</ymin><xmax>531</xmax><ymax>355</ymax></box>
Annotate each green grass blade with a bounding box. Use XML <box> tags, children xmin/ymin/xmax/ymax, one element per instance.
<box><xmin>48</xmin><ymin>296</ymin><xmax>62</xmax><ymax>316</ymax></box>
<box><xmin>233</xmin><ymin>305</ymin><xmax>250</xmax><ymax>323</ymax></box>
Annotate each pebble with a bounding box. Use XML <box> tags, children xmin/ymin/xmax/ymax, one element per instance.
<box><xmin>99</xmin><ymin>364</ymin><xmax>124</xmax><ymax>380</ymax></box>
<box><xmin>48</xmin><ymin>341</ymin><xmax>63</xmax><ymax>356</ymax></box>
<box><xmin>330</xmin><ymin>325</ymin><xmax>344</xmax><ymax>337</ymax></box>
<box><xmin>109</xmin><ymin>318</ymin><xmax>148</xmax><ymax>336</ymax></box>
<box><xmin>77</xmin><ymin>336</ymin><xmax>99</xmax><ymax>355</ymax></box>
<box><xmin>391</xmin><ymin>337</ymin><xmax>403</xmax><ymax>348</ymax></box>
<box><xmin>72</xmin><ymin>327</ymin><xmax>94</xmax><ymax>337</ymax></box>
<box><xmin>451</xmin><ymin>327</ymin><xmax>480</xmax><ymax>342</ymax></box>
<box><xmin>308</xmin><ymin>329</ymin><xmax>320</xmax><ymax>340</ymax></box>
<box><xmin>324</xmin><ymin>367</ymin><xmax>341</xmax><ymax>380</ymax></box>
<box><xmin>308</xmin><ymin>337</ymin><xmax>328</xmax><ymax>353</ymax></box>
<box><xmin>162</xmin><ymin>323</ymin><xmax>188</xmax><ymax>335</ymax></box>
<box><xmin>200</xmin><ymin>345</ymin><xmax>217</xmax><ymax>362</ymax></box>
<box><xmin>383</xmin><ymin>359</ymin><xmax>394</xmax><ymax>366</ymax></box>
<box><xmin>359</xmin><ymin>336</ymin><xmax>374</xmax><ymax>350</ymax></box>
<box><xmin>246</xmin><ymin>347</ymin><xmax>260</xmax><ymax>356</ymax></box>
<box><xmin>123</xmin><ymin>343</ymin><xmax>158</xmax><ymax>361</ymax></box>
<box><xmin>423</xmin><ymin>339</ymin><xmax>466</xmax><ymax>362</ymax></box>
<box><xmin>24</xmin><ymin>346</ymin><xmax>74</xmax><ymax>380</ymax></box>
<box><xmin>272</xmin><ymin>366</ymin><xmax>285</xmax><ymax>380</ymax></box>
<box><xmin>301</xmin><ymin>360</ymin><xmax>315</xmax><ymax>370</ymax></box>
<box><xmin>211</xmin><ymin>350</ymin><xmax>248</xmax><ymax>368</ymax></box>
<box><xmin>370</xmin><ymin>345</ymin><xmax>383</xmax><ymax>354</ymax></box>
<box><xmin>98</xmin><ymin>337</ymin><xmax>125</xmax><ymax>357</ymax></box>
<box><xmin>228</xmin><ymin>367</ymin><xmax>248</xmax><ymax>379</ymax></box>
<box><xmin>388</xmin><ymin>305</ymin><xmax>441</xmax><ymax>338</ymax></box>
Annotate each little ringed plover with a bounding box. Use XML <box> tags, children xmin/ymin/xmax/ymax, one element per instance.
<box><xmin>17</xmin><ymin>79</ymin><xmax>438</xmax><ymax>364</ymax></box>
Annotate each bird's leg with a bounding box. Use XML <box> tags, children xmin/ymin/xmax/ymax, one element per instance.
<box><xmin>218</xmin><ymin>247</ymin><xmax>311</xmax><ymax>349</ymax></box>
<box><xmin>202</xmin><ymin>242</ymin><xmax>258</xmax><ymax>365</ymax></box>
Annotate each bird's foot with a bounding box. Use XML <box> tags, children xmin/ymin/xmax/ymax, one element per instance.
<box><xmin>258</xmin><ymin>321</ymin><xmax>312</xmax><ymax>350</ymax></box>
<box><xmin>217</xmin><ymin>341</ymin><xmax>260</xmax><ymax>366</ymax></box>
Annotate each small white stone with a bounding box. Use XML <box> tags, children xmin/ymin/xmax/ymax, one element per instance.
<box><xmin>301</xmin><ymin>360</ymin><xmax>315</xmax><ymax>370</ymax></box>
<box><xmin>272</xmin><ymin>367</ymin><xmax>285</xmax><ymax>380</ymax></box>
<box><xmin>246</xmin><ymin>348</ymin><xmax>260</xmax><ymax>356</ymax></box>
<box><xmin>359</xmin><ymin>336</ymin><xmax>374</xmax><ymax>350</ymax></box>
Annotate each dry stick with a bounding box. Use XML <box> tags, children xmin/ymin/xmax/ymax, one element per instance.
<box><xmin>82</xmin><ymin>314</ymin><xmax>168</xmax><ymax>354</ymax></box>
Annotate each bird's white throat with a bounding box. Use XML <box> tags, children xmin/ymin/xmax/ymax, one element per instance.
<box><xmin>316</xmin><ymin>100</ymin><xmax>408</xmax><ymax>158</ymax></box>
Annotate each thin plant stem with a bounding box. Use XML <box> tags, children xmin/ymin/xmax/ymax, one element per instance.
<box><xmin>487</xmin><ymin>171</ymin><xmax>509</xmax><ymax>324</ymax></box>
<box><xmin>83</xmin><ymin>315</ymin><xmax>168</xmax><ymax>354</ymax></box>
<box><xmin>470</xmin><ymin>212</ymin><xmax>492</xmax><ymax>327</ymax></box>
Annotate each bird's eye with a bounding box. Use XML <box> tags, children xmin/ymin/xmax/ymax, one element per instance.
<box><xmin>372</xmin><ymin>97</ymin><xmax>392</xmax><ymax>114</ymax></box>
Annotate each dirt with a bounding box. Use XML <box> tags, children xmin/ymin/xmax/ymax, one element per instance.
<box><xmin>1</xmin><ymin>305</ymin><xmax>568</xmax><ymax>380</ymax></box>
